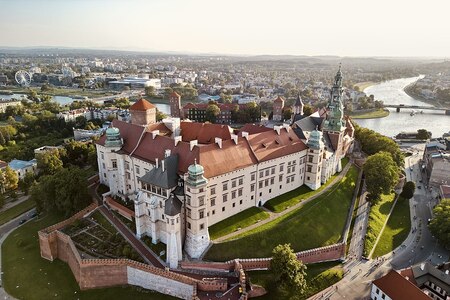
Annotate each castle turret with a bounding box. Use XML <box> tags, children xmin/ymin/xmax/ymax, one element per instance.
<box><xmin>129</xmin><ymin>98</ymin><xmax>156</xmax><ymax>126</ymax></box>
<box><xmin>169</xmin><ymin>91</ymin><xmax>182</xmax><ymax>118</ymax></box>
<box><xmin>304</xmin><ymin>128</ymin><xmax>324</xmax><ymax>190</ymax></box>
<box><xmin>104</xmin><ymin>126</ymin><xmax>123</xmax><ymax>148</ymax></box>
<box><xmin>273</xmin><ymin>96</ymin><xmax>285</xmax><ymax>121</ymax></box>
<box><xmin>184</xmin><ymin>160</ymin><xmax>209</xmax><ymax>258</ymax></box>
<box><xmin>164</xmin><ymin>193</ymin><xmax>183</xmax><ymax>268</ymax></box>
<box><xmin>294</xmin><ymin>94</ymin><xmax>304</xmax><ymax>115</ymax></box>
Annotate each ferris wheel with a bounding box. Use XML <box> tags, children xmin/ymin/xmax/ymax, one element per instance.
<box><xmin>15</xmin><ymin>70</ymin><xmax>32</xmax><ymax>86</ymax></box>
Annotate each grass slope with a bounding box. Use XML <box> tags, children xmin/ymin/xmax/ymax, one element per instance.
<box><xmin>209</xmin><ymin>207</ymin><xmax>270</xmax><ymax>240</ymax></box>
<box><xmin>0</xmin><ymin>198</ymin><xmax>35</xmax><ymax>226</ymax></box>
<box><xmin>363</xmin><ymin>192</ymin><xmax>397</xmax><ymax>257</ymax></box>
<box><xmin>265</xmin><ymin>157</ymin><xmax>349</xmax><ymax>212</ymax></box>
<box><xmin>205</xmin><ymin>165</ymin><xmax>358</xmax><ymax>261</ymax></box>
<box><xmin>372</xmin><ymin>197</ymin><xmax>411</xmax><ymax>257</ymax></box>
<box><xmin>2</xmin><ymin>213</ymin><xmax>175</xmax><ymax>300</ymax></box>
<box><xmin>349</xmin><ymin>109</ymin><xmax>390</xmax><ymax>119</ymax></box>
<box><xmin>248</xmin><ymin>262</ymin><xmax>343</xmax><ymax>300</ymax></box>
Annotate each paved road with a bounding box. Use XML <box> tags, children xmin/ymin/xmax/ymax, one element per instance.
<box><xmin>347</xmin><ymin>183</ymin><xmax>369</xmax><ymax>261</ymax></box>
<box><xmin>310</xmin><ymin>143</ymin><xmax>449</xmax><ymax>300</ymax></box>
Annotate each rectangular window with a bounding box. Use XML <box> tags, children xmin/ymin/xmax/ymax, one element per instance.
<box><xmin>102</xmin><ymin>162</ymin><xmax>106</xmax><ymax>169</ymax></box>
<box><xmin>280</xmin><ymin>164</ymin><xmax>284</xmax><ymax>172</ymax></box>
<box><xmin>223</xmin><ymin>194</ymin><xmax>228</xmax><ymax>202</ymax></box>
<box><xmin>211</xmin><ymin>186</ymin><xmax>216</xmax><ymax>195</ymax></box>
<box><xmin>111</xmin><ymin>159</ymin><xmax>117</xmax><ymax>169</ymax></box>
<box><xmin>251</xmin><ymin>184</ymin><xmax>255</xmax><ymax>192</ymax></box>
<box><xmin>212</xmin><ymin>210</ymin><xmax>215</xmax><ymax>215</ymax></box>
<box><xmin>279</xmin><ymin>174</ymin><xmax>283</xmax><ymax>182</ymax></box>
<box><xmin>199</xmin><ymin>210</ymin><xmax>205</xmax><ymax>219</ymax></box>
<box><xmin>271</xmin><ymin>167</ymin><xmax>275</xmax><ymax>175</ymax></box>
<box><xmin>100</xmin><ymin>152</ymin><xmax>104</xmax><ymax>160</ymax></box>
<box><xmin>232</xmin><ymin>180</ymin><xmax>236</xmax><ymax>188</ymax></box>
<box><xmin>187</xmin><ymin>222</ymin><xmax>191</xmax><ymax>229</ymax></box>
<box><xmin>251</xmin><ymin>172</ymin><xmax>256</xmax><ymax>181</ymax></box>
<box><xmin>307</xmin><ymin>165</ymin><xmax>312</xmax><ymax>172</ymax></box>
<box><xmin>211</xmin><ymin>197</ymin><xmax>216</xmax><ymax>206</ymax></box>
<box><xmin>240</xmin><ymin>200</ymin><xmax>243</xmax><ymax>205</ymax></box>
<box><xmin>200</xmin><ymin>223</ymin><xmax>205</xmax><ymax>230</ymax></box>
<box><xmin>125</xmin><ymin>161</ymin><xmax>130</xmax><ymax>170</ymax></box>
<box><xmin>126</xmin><ymin>172</ymin><xmax>131</xmax><ymax>180</ymax></box>
<box><xmin>223</xmin><ymin>182</ymin><xmax>228</xmax><ymax>191</ymax></box>
<box><xmin>265</xmin><ymin>179</ymin><xmax>269</xmax><ymax>186</ymax></box>
<box><xmin>259</xmin><ymin>171</ymin><xmax>263</xmax><ymax>178</ymax></box>
<box><xmin>187</xmin><ymin>208</ymin><xmax>191</xmax><ymax>218</ymax></box>
<box><xmin>265</xmin><ymin>169</ymin><xmax>269</xmax><ymax>176</ymax></box>
<box><xmin>222</xmin><ymin>207</ymin><xmax>225</xmax><ymax>212</ymax></box>
<box><xmin>136</xmin><ymin>166</ymin><xmax>140</xmax><ymax>174</ymax></box>
<box><xmin>270</xmin><ymin>177</ymin><xmax>274</xmax><ymax>185</ymax></box>
<box><xmin>232</xmin><ymin>202</ymin><xmax>236</xmax><ymax>208</ymax></box>
<box><xmin>238</xmin><ymin>188</ymin><xmax>243</xmax><ymax>197</ymax></box>
<box><xmin>238</xmin><ymin>177</ymin><xmax>243</xmax><ymax>185</ymax></box>
<box><xmin>259</xmin><ymin>181</ymin><xmax>263</xmax><ymax>189</ymax></box>
<box><xmin>232</xmin><ymin>190</ymin><xmax>236</xmax><ymax>199</ymax></box>
<box><xmin>186</xmin><ymin>195</ymin><xmax>191</xmax><ymax>206</ymax></box>
<box><xmin>308</xmin><ymin>155</ymin><xmax>313</xmax><ymax>163</ymax></box>
<box><xmin>199</xmin><ymin>196</ymin><xmax>205</xmax><ymax>206</ymax></box>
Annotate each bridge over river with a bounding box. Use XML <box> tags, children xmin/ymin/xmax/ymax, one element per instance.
<box><xmin>384</xmin><ymin>104</ymin><xmax>450</xmax><ymax>115</ymax></box>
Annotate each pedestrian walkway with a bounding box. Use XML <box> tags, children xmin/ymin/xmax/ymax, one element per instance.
<box><xmin>214</xmin><ymin>162</ymin><xmax>353</xmax><ymax>243</ymax></box>
<box><xmin>0</xmin><ymin>194</ymin><xmax>30</xmax><ymax>213</ymax></box>
<box><xmin>98</xmin><ymin>206</ymin><xmax>164</xmax><ymax>268</ymax></box>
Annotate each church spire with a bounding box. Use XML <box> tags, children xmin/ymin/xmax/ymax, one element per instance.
<box><xmin>294</xmin><ymin>94</ymin><xmax>304</xmax><ymax>115</ymax></box>
<box><xmin>323</xmin><ymin>65</ymin><xmax>346</xmax><ymax>132</ymax></box>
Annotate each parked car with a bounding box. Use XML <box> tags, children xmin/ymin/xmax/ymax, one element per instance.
<box><xmin>19</xmin><ymin>219</ymin><xmax>27</xmax><ymax>225</ymax></box>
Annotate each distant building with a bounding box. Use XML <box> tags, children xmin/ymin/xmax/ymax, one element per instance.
<box><xmin>272</xmin><ymin>96</ymin><xmax>285</xmax><ymax>121</ymax></box>
<box><xmin>108</xmin><ymin>78</ymin><xmax>161</xmax><ymax>90</ymax></box>
<box><xmin>0</xmin><ymin>99</ymin><xmax>21</xmax><ymax>113</ymax></box>
<box><xmin>34</xmin><ymin>145</ymin><xmax>63</xmax><ymax>156</ymax></box>
<box><xmin>8</xmin><ymin>159</ymin><xmax>38</xmax><ymax>179</ymax></box>
<box><xmin>169</xmin><ymin>91</ymin><xmax>182</xmax><ymax>118</ymax></box>
<box><xmin>182</xmin><ymin>102</ymin><xmax>252</xmax><ymax>124</ymax></box>
<box><xmin>422</xmin><ymin>140</ymin><xmax>449</xmax><ymax>188</ymax></box>
<box><xmin>73</xmin><ymin>128</ymin><xmax>105</xmax><ymax>141</ymax></box>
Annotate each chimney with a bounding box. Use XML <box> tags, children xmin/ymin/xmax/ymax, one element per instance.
<box><xmin>162</xmin><ymin>160</ymin><xmax>165</xmax><ymax>172</ymax></box>
<box><xmin>152</xmin><ymin>130</ymin><xmax>160</xmax><ymax>139</ymax></box>
<box><xmin>165</xmin><ymin>149</ymin><xmax>171</xmax><ymax>158</ymax></box>
<box><xmin>420</xmin><ymin>263</ymin><xmax>425</xmax><ymax>271</ymax></box>
<box><xmin>155</xmin><ymin>158</ymin><xmax>159</xmax><ymax>168</ymax></box>
<box><xmin>282</xmin><ymin>123</ymin><xmax>290</xmax><ymax>132</ymax></box>
<box><xmin>274</xmin><ymin>125</ymin><xmax>281</xmax><ymax>135</ymax></box>
<box><xmin>231</xmin><ymin>134</ymin><xmax>238</xmax><ymax>144</ymax></box>
<box><xmin>215</xmin><ymin>137</ymin><xmax>223</xmax><ymax>149</ymax></box>
<box><xmin>241</xmin><ymin>131</ymin><xmax>249</xmax><ymax>139</ymax></box>
<box><xmin>174</xmin><ymin>136</ymin><xmax>182</xmax><ymax>146</ymax></box>
<box><xmin>190</xmin><ymin>140</ymin><xmax>198</xmax><ymax>151</ymax></box>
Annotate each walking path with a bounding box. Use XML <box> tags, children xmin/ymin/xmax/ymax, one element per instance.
<box><xmin>0</xmin><ymin>194</ymin><xmax>30</xmax><ymax>213</ymax></box>
<box><xmin>98</xmin><ymin>206</ymin><xmax>165</xmax><ymax>268</ymax></box>
<box><xmin>347</xmin><ymin>183</ymin><xmax>369</xmax><ymax>261</ymax></box>
<box><xmin>214</xmin><ymin>162</ymin><xmax>352</xmax><ymax>243</ymax></box>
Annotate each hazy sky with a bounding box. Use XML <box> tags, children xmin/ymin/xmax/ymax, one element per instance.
<box><xmin>1</xmin><ymin>0</ymin><xmax>449</xmax><ymax>57</ymax></box>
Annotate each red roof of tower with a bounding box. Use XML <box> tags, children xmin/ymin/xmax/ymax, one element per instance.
<box><xmin>129</xmin><ymin>99</ymin><xmax>156</xmax><ymax>111</ymax></box>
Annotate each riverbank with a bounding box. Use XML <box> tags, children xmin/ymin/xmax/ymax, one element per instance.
<box><xmin>354</xmin><ymin>81</ymin><xmax>377</xmax><ymax>92</ymax></box>
<box><xmin>348</xmin><ymin>109</ymin><xmax>390</xmax><ymax>119</ymax></box>
<box><xmin>403</xmin><ymin>83</ymin><xmax>445</xmax><ymax>108</ymax></box>
<box><xmin>0</xmin><ymin>86</ymin><xmax>115</xmax><ymax>99</ymax></box>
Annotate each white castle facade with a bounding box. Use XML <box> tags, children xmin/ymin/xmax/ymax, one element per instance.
<box><xmin>96</xmin><ymin>68</ymin><xmax>354</xmax><ymax>268</ymax></box>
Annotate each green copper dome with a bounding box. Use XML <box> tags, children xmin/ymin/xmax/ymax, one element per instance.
<box><xmin>307</xmin><ymin>128</ymin><xmax>323</xmax><ymax>150</ymax></box>
<box><xmin>105</xmin><ymin>126</ymin><xmax>123</xmax><ymax>148</ymax></box>
<box><xmin>186</xmin><ymin>159</ymin><xmax>207</xmax><ymax>187</ymax></box>
<box><xmin>188</xmin><ymin>161</ymin><xmax>204</xmax><ymax>176</ymax></box>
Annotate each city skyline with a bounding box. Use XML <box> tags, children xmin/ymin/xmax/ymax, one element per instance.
<box><xmin>1</xmin><ymin>0</ymin><xmax>450</xmax><ymax>57</ymax></box>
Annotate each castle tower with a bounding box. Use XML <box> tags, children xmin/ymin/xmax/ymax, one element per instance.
<box><xmin>164</xmin><ymin>193</ymin><xmax>183</xmax><ymax>268</ymax></box>
<box><xmin>293</xmin><ymin>94</ymin><xmax>304</xmax><ymax>115</ymax></box>
<box><xmin>304</xmin><ymin>128</ymin><xmax>324</xmax><ymax>190</ymax></box>
<box><xmin>129</xmin><ymin>98</ymin><xmax>156</xmax><ymax>126</ymax></box>
<box><xmin>184</xmin><ymin>160</ymin><xmax>209</xmax><ymax>258</ymax></box>
<box><xmin>104</xmin><ymin>125</ymin><xmax>123</xmax><ymax>148</ymax></box>
<box><xmin>169</xmin><ymin>91</ymin><xmax>182</xmax><ymax>118</ymax></box>
<box><xmin>273</xmin><ymin>96</ymin><xmax>285</xmax><ymax>121</ymax></box>
<box><xmin>100</xmin><ymin>125</ymin><xmax>124</xmax><ymax>195</ymax></box>
<box><xmin>322</xmin><ymin>65</ymin><xmax>347</xmax><ymax>172</ymax></box>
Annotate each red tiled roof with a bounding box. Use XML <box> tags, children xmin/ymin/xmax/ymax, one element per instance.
<box><xmin>170</xmin><ymin>91</ymin><xmax>181</xmax><ymax>98</ymax></box>
<box><xmin>239</xmin><ymin>124</ymin><xmax>272</xmax><ymax>136</ymax></box>
<box><xmin>180</xmin><ymin>122</ymin><xmax>232</xmax><ymax>144</ymax></box>
<box><xmin>373</xmin><ymin>270</ymin><xmax>429</xmax><ymax>300</ymax></box>
<box><xmin>274</xmin><ymin>96</ymin><xmax>284</xmax><ymax>103</ymax></box>
<box><xmin>246</xmin><ymin>127</ymin><xmax>307</xmax><ymax>162</ymax></box>
<box><xmin>129</xmin><ymin>99</ymin><xmax>156</xmax><ymax>111</ymax></box>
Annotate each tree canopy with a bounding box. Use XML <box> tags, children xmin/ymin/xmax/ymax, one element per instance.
<box><xmin>400</xmin><ymin>181</ymin><xmax>416</xmax><ymax>199</ymax></box>
<box><xmin>429</xmin><ymin>199</ymin><xmax>450</xmax><ymax>249</ymax></box>
<box><xmin>270</xmin><ymin>244</ymin><xmax>307</xmax><ymax>295</ymax></box>
<box><xmin>363</xmin><ymin>151</ymin><xmax>399</xmax><ymax>201</ymax></box>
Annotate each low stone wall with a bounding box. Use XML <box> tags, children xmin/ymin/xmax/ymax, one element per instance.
<box><xmin>181</xmin><ymin>243</ymin><xmax>346</xmax><ymax>272</ymax></box>
<box><xmin>104</xmin><ymin>196</ymin><xmax>135</xmax><ymax>220</ymax></box>
<box><xmin>196</xmin><ymin>278</ymin><xmax>227</xmax><ymax>292</ymax></box>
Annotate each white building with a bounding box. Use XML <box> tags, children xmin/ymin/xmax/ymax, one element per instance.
<box><xmin>95</xmin><ymin>68</ymin><xmax>354</xmax><ymax>268</ymax></box>
<box><xmin>8</xmin><ymin>159</ymin><xmax>38</xmax><ymax>179</ymax></box>
<box><xmin>0</xmin><ymin>99</ymin><xmax>21</xmax><ymax>113</ymax></box>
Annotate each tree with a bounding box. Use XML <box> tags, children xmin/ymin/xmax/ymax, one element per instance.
<box><xmin>303</xmin><ymin>105</ymin><xmax>314</xmax><ymax>116</ymax></box>
<box><xmin>429</xmin><ymin>199</ymin><xmax>450</xmax><ymax>249</ymax></box>
<box><xmin>400</xmin><ymin>181</ymin><xmax>415</xmax><ymax>199</ymax></box>
<box><xmin>3</xmin><ymin>166</ymin><xmax>18</xmax><ymax>191</ymax></box>
<box><xmin>416</xmin><ymin>129</ymin><xmax>431</xmax><ymax>140</ymax></box>
<box><xmin>205</xmin><ymin>103</ymin><xmax>220</xmax><ymax>123</ymax></box>
<box><xmin>36</xmin><ymin>151</ymin><xmax>63</xmax><ymax>175</ymax></box>
<box><xmin>0</xmin><ymin>131</ymin><xmax>5</xmax><ymax>146</ymax></box>
<box><xmin>271</xmin><ymin>244</ymin><xmax>307</xmax><ymax>295</ymax></box>
<box><xmin>283</xmin><ymin>108</ymin><xmax>293</xmax><ymax>121</ymax></box>
<box><xmin>18</xmin><ymin>171</ymin><xmax>35</xmax><ymax>195</ymax></box>
<box><xmin>114</xmin><ymin>97</ymin><xmax>130</xmax><ymax>109</ymax></box>
<box><xmin>220</xmin><ymin>93</ymin><xmax>232</xmax><ymax>103</ymax></box>
<box><xmin>156</xmin><ymin>109</ymin><xmax>167</xmax><ymax>122</ymax></box>
<box><xmin>145</xmin><ymin>86</ymin><xmax>156</xmax><ymax>97</ymax></box>
<box><xmin>30</xmin><ymin>167</ymin><xmax>91</xmax><ymax>217</ymax></box>
<box><xmin>363</xmin><ymin>152</ymin><xmax>399</xmax><ymax>201</ymax></box>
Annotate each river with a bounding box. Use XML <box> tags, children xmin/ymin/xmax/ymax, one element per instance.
<box><xmin>0</xmin><ymin>93</ymin><xmax>75</xmax><ymax>105</ymax></box>
<box><xmin>355</xmin><ymin>76</ymin><xmax>449</xmax><ymax>138</ymax></box>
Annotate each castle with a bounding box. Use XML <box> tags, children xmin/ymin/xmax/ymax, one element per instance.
<box><xmin>96</xmin><ymin>67</ymin><xmax>354</xmax><ymax>268</ymax></box>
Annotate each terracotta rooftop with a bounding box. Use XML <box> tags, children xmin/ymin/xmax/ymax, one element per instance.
<box><xmin>238</xmin><ymin>124</ymin><xmax>273</xmax><ymax>136</ymax></box>
<box><xmin>129</xmin><ymin>99</ymin><xmax>156</xmax><ymax>111</ymax></box>
<box><xmin>372</xmin><ymin>270</ymin><xmax>430</xmax><ymax>300</ymax></box>
<box><xmin>180</xmin><ymin>122</ymin><xmax>232</xmax><ymax>144</ymax></box>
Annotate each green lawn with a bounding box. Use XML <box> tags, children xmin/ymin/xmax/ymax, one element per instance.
<box><xmin>264</xmin><ymin>157</ymin><xmax>349</xmax><ymax>212</ymax></box>
<box><xmin>2</xmin><ymin>212</ymin><xmax>176</xmax><ymax>300</ymax></box>
<box><xmin>363</xmin><ymin>192</ymin><xmax>397</xmax><ymax>257</ymax></box>
<box><xmin>349</xmin><ymin>109</ymin><xmax>390</xmax><ymax>119</ymax></box>
<box><xmin>209</xmin><ymin>207</ymin><xmax>270</xmax><ymax>240</ymax></box>
<box><xmin>205</xmin><ymin>166</ymin><xmax>358</xmax><ymax>261</ymax></box>
<box><xmin>248</xmin><ymin>262</ymin><xmax>343</xmax><ymax>299</ymax></box>
<box><xmin>372</xmin><ymin>197</ymin><xmax>411</xmax><ymax>257</ymax></box>
<box><xmin>0</xmin><ymin>198</ymin><xmax>35</xmax><ymax>226</ymax></box>
<box><xmin>90</xmin><ymin>209</ymin><xmax>116</xmax><ymax>233</ymax></box>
